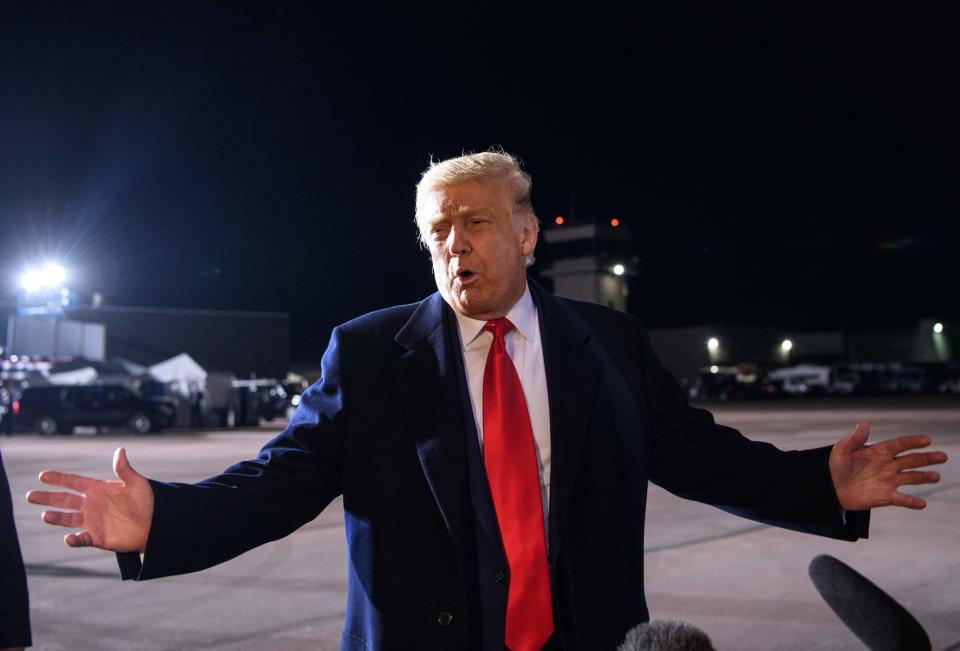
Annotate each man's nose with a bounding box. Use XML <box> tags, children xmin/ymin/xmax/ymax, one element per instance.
<box><xmin>447</xmin><ymin>225</ymin><xmax>470</xmax><ymax>255</ymax></box>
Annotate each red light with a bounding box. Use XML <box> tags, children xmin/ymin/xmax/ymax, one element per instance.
<box><xmin>11</xmin><ymin>400</ymin><xmax>19</xmax><ymax>416</ymax></box>
<box><xmin>554</xmin><ymin>216</ymin><xmax>565</xmax><ymax>225</ymax></box>
<box><xmin>610</xmin><ymin>218</ymin><xmax>620</xmax><ymax>228</ymax></box>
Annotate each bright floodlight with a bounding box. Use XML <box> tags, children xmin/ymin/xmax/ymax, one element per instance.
<box><xmin>933</xmin><ymin>322</ymin><xmax>944</xmax><ymax>334</ymax></box>
<box><xmin>20</xmin><ymin>269</ymin><xmax>43</xmax><ymax>292</ymax></box>
<box><xmin>710</xmin><ymin>365</ymin><xmax>719</xmax><ymax>374</ymax></box>
<box><xmin>20</xmin><ymin>263</ymin><xmax>67</xmax><ymax>292</ymax></box>
<box><xmin>781</xmin><ymin>339</ymin><xmax>794</xmax><ymax>352</ymax></box>
<box><xmin>41</xmin><ymin>263</ymin><xmax>66</xmax><ymax>287</ymax></box>
<box><xmin>613</xmin><ymin>264</ymin><xmax>625</xmax><ymax>276</ymax></box>
<box><xmin>707</xmin><ymin>337</ymin><xmax>719</xmax><ymax>351</ymax></box>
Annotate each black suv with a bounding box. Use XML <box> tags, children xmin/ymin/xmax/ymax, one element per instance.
<box><xmin>12</xmin><ymin>385</ymin><xmax>177</xmax><ymax>435</ymax></box>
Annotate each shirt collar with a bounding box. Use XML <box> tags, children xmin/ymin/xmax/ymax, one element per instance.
<box><xmin>454</xmin><ymin>283</ymin><xmax>536</xmax><ymax>351</ymax></box>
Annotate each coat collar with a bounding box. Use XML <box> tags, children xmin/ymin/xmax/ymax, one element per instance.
<box><xmin>394</xmin><ymin>291</ymin><xmax>447</xmax><ymax>351</ymax></box>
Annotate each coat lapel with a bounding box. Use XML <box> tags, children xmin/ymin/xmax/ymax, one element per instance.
<box><xmin>530</xmin><ymin>282</ymin><xmax>600</xmax><ymax>563</ymax></box>
<box><xmin>392</xmin><ymin>293</ymin><xmax>470</xmax><ymax>558</ymax></box>
<box><xmin>391</xmin><ymin>284</ymin><xmax>601</xmax><ymax>571</ymax></box>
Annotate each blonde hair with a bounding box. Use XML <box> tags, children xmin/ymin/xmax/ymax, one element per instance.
<box><xmin>414</xmin><ymin>149</ymin><xmax>538</xmax><ymax>264</ymax></box>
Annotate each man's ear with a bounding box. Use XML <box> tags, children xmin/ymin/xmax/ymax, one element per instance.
<box><xmin>520</xmin><ymin>214</ymin><xmax>539</xmax><ymax>257</ymax></box>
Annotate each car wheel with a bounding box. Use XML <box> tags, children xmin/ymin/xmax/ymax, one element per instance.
<box><xmin>35</xmin><ymin>415</ymin><xmax>59</xmax><ymax>436</ymax></box>
<box><xmin>129</xmin><ymin>412</ymin><xmax>152</xmax><ymax>434</ymax></box>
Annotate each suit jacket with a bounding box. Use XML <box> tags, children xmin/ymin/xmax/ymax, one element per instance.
<box><xmin>119</xmin><ymin>282</ymin><xmax>868</xmax><ymax>650</ymax></box>
<box><xmin>1</xmin><ymin>450</ymin><xmax>32</xmax><ymax>648</ymax></box>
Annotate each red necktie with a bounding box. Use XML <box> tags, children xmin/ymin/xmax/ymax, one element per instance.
<box><xmin>482</xmin><ymin>318</ymin><xmax>554</xmax><ymax>651</ymax></box>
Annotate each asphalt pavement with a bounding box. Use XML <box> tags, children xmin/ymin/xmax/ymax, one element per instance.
<box><xmin>4</xmin><ymin>397</ymin><xmax>959</xmax><ymax>650</ymax></box>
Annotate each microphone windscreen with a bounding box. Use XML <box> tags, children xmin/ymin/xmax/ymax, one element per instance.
<box><xmin>808</xmin><ymin>554</ymin><xmax>930</xmax><ymax>651</ymax></box>
<box><xmin>618</xmin><ymin>619</ymin><xmax>715</xmax><ymax>651</ymax></box>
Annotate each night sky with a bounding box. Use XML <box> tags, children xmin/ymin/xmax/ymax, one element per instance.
<box><xmin>1</xmin><ymin>4</ymin><xmax>955</xmax><ymax>361</ymax></box>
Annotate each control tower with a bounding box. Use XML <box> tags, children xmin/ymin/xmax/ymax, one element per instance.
<box><xmin>540</xmin><ymin>218</ymin><xmax>635</xmax><ymax>312</ymax></box>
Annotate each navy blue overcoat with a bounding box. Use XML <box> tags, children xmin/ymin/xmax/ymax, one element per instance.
<box><xmin>119</xmin><ymin>282</ymin><xmax>867</xmax><ymax>650</ymax></box>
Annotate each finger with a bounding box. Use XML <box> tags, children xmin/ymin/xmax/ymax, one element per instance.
<box><xmin>113</xmin><ymin>447</ymin><xmax>141</xmax><ymax>484</ymax></box>
<box><xmin>890</xmin><ymin>492</ymin><xmax>927</xmax><ymax>510</ymax></box>
<box><xmin>874</xmin><ymin>435</ymin><xmax>932</xmax><ymax>456</ymax></box>
<box><xmin>896</xmin><ymin>470</ymin><xmax>940</xmax><ymax>486</ymax></box>
<box><xmin>65</xmin><ymin>531</ymin><xmax>94</xmax><ymax>547</ymax></box>
<box><xmin>38</xmin><ymin>470</ymin><xmax>94</xmax><ymax>492</ymax></box>
<box><xmin>896</xmin><ymin>451</ymin><xmax>949</xmax><ymax>470</ymax></box>
<box><xmin>42</xmin><ymin>510</ymin><xmax>84</xmax><ymax>528</ymax></box>
<box><xmin>836</xmin><ymin>420</ymin><xmax>870</xmax><ymax>454</ymax></box>
<box><xmin>26</xmin><ymin>490</ymin><xmax>84</xmax><ymax>510</ymax></box>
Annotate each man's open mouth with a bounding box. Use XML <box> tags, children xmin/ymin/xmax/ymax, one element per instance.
<box><xmin>454</xmin><ymin>268</ymin><xmax>479</xmax><ymax>285</ymax></box>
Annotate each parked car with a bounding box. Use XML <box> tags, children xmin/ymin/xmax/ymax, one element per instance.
<box><xmin>11</xmin><ymin>384</ymin><xmax>177</xmax><ymax>435</ymax></box>
<box><xmin>829</xmin><ymin>371</ymin><xmax>862</xmax><ymax>396</ymax></box>
<box><xmin>694</xmin><ymin>364</ymin><xmax>781</xmax><ymax>401</ymax></box>
<box><xmin>939</xmin><ymin>378</ymin><xmax>960</xmax><ymax>395</ymax></box>
<box><xmin>231</xmin><ymin>379</ymin><xmax>296</xmax><ymax>423</ymax></box>
<box><xmin>258</xmin><ymin>382</ymin><xmax>292</xmax><ymax>420</ymax></box>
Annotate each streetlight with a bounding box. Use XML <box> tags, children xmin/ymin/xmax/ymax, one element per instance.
<box><xmin>612</xmin><ymin>264</ymin><xmax>625</xmax><ymax>276</ymax></box>
<box><xmin>781</xmin><ymin>339</ymin><xmax>793</xmax><ymax>352</ymax></box>
<box><xmin>933</xmin><ymin>322</ymin><xmax>944</xmax><ymax>334</ymax></box>
<box><xmin>707</xmin><ymin>337</ymin><xmax>719</xmax><ymax>352</ymax></box>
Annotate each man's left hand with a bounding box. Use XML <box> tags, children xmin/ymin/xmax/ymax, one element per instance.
<box><xmin>830</xmin><ymin>420</ymin><xmax>948</xmax><ymax>511</ymax></box>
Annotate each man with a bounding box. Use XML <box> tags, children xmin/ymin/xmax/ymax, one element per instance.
<box><xmin>1</xmin><ymin>449</ymin><xmax>32</xmax><ymax>650</ymax></box>
<box><xmin>28</xmin><ymin>151</ymin><xmax>947</xmax><ymax>650</ymax></box>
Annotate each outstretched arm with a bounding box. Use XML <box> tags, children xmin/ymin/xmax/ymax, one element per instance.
<box><xmin>27</xmin><ymin>326</ymin><xmax>350</xmax><ymax>582</ymax></box>
<box><xmin>26</xmin><ymin>447</ymin><xmax>154</xmax><ymax>552</ymax></box>
<box><xmin>830</xmin><ymin>421</ymin><xmax>948</xmax><ymax>511</ymax></box>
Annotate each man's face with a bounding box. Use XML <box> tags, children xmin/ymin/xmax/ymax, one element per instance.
<box><xmin>418</xmin><ymin>178</ymin><xmax>538</xmax><ymax>320</ymax></box>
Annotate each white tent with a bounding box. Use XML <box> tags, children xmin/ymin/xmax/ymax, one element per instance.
<box><xmin>148</xmin><ymin>353</ymin><xmax>207</xmax><ymax>396</ymax></box>
<box><xmin>47</xmin><ymin>366</ymin><xmax>99</xmax><ymax>385</ymax></box>
<box><xmin>113</xmin><ymin>357</ymin><xmax>149</xmax><ymax>377</ymax></box>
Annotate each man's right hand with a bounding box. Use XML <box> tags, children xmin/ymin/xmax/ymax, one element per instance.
<box><xmin>26</xmin><ymin>447</ymin><xmax>154</xmax><ymax>552</ymax></box>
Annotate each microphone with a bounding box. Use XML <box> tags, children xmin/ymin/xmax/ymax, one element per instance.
<box><xmin>808</xmin><ymin>554</ymin><xmax>931</xmax><ymax>651</ymax></box>
<box><xmin>618</xmin><ymin>619</ymin><xmax>715</xmax><ymax>651</ymax></box>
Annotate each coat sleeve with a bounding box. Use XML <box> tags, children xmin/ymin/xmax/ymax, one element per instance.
<box><xmin>118</xmin><ymin>326</ymin><xmax>350</xmax><ymax>580</ymax></box>
<box><xmin>0</xmin><ymin>450</ymin><xmax>32</xmax><ymax>647</ymax></box>
<box><xmin>638</xmin><ymin>323</ymin><xmax>869</xmax><ymax>541</ymax></box>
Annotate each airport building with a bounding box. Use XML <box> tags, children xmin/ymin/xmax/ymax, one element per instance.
<box><xmin>1</xmin><ymin>303</ymin><xmax>289</xmax><ymax>379</ymax></box>
<box><xmin>537</xmin><ymin>217</ymin><xmax>957</xmax><ymax>388</ymax></box>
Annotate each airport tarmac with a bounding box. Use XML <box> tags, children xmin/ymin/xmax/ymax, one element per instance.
<box><xmin>5</xmin><ymin>398</ymin><xmax>959</xmax><ymax>650</ymax></box>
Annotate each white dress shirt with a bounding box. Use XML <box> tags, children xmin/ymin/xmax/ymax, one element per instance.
<box><xmin>453</xmin><ymin>284</ymin><xmax>552</xmax><ymax>535</ymax></box>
